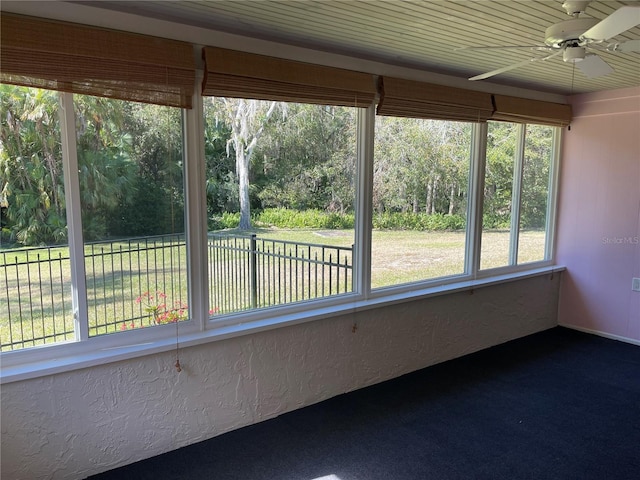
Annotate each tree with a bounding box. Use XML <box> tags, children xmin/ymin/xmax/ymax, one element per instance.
<box><xmin>484</xmin><ymin>121</ymin><xmax>517</xmax><ymax>228</ymax></box>
<box><xmin>1</xmin><ymin>85</ymin><xmax>65</xmax><ymax>245</ymax></box>
<box><xmin>254</xmin><ymin>104</ymin><xmax>356</xmax><ymax>213</ymax></box>
<box><xmin>520</xmin><ymin>124</ymin><xmax>552</xmax><ymax>229</ymax></box>
<box><xmin>74</xmin><ymin>95</ymin><xmax>137</xmax><ymax>240</ymax></box>
<box><xmin>215</xmin><ymin>98</ymin><xmax>278</xmax><ymax>229</ymax></box>
<box><xmin>203</xmin><ymin>100</ymin><xmax>237</xmax><ymax>223</ymax></box>
<box><xmin>1</xmin><ymin>85</ymin><xmax>143</xmax><ymax>245</ymax></box>
<box><xmin>108</xmin><ymin>102</ymin><xmax>184</xmax><ymax>237</ymax></box>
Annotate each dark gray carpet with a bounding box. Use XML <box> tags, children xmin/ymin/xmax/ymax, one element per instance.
<box><xmin>89</xmin><ymin>327</ymin><xmax>640</xmax><ymax>479</ymax></box>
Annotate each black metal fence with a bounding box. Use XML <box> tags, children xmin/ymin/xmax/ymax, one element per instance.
<box><xmin>208</xmin><ymin>233</ymin><xmax>353</xmax><ymax>314</ymax></box>
<box><xmin>1</xmin><ymin>246</ymin><xmax>75</xmax><ymax>350</ymax></box>
<box><xmin>84</xmin><ymin>234</ymin><xmax>188</xmax><ymax>337</ymax></box>
<box><xmin>1</xmin><ymin>232</ymin><xmax>353</xmax><ymax>351</ymax></box>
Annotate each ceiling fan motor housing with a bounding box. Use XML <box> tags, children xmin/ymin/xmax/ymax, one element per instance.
<box><xmin>545</xmin><ymin>18</ymin><xmax>599</xmax><ymax>47</ymax></box>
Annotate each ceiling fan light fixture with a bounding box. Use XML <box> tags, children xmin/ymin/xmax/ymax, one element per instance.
<box><xmin>563</xmin><ymin>45</ymin><xmax>586</xmax><ymax>62</ymax></box>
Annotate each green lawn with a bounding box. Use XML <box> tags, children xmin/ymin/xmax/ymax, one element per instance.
<box><xmin>259</xmin><ymin>228</ymin><xmax>546</xmax><ymax>287</ymax></box>
<box><xmin>1</xmin><ymin>229</ymin><xmax>546</xmax><ymax>351</ymax></box>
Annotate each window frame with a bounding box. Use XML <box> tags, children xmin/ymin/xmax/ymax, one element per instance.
<box><xmin>478</xmin><ymin>121</ymin><xmax>561</xmax><ymax>274</ymax></box>
<box><xmin>0</xmin><ymin>87</ymin><xmax>563</xmax><ymax>383</ymax></box>
<box><xmin>368</xmin><ymin>116</ymin><xmax>476</xmax><ymax>293</ymax></box>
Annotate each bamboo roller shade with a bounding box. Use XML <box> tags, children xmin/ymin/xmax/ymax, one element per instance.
<box><xmin>0</xmin><ymin>14</ymin><xmax>570</xmax><ymax>124</ymax></box>
<box><xmin>377</xmin><ymin>77</ymin><xmax>572</xmax><ymax>126</ymax></box>
<box><xmin>202</xmin><ymin>46</ymin><xmax>377</xmax><ymax>107</ymax></box>
<box><xmin>492</xmin><ymin>94</ymin><xmax>572</xmax><ymax>127</ymax></box>
<box><xmin>0</xmin><ymin>14</ymin><xmax>196</xmax><ymax>109</ymax></box>
<box><xmin>377</xmin><ymin>77</ymin><xmax>495</xmax><ymax>123</ymax></box>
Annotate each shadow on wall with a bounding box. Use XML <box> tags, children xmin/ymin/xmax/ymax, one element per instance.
<box><xmin>559</xmin><ymin>270</ymin><xmax>600</xmax><ymax>330</ymax></box>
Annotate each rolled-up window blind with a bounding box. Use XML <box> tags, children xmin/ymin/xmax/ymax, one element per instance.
<box><xmin>201</xmin><ymin>46</ymin><xmax>376</xmax><ymax>107</ymax></box>
<box><xmin>377</xmin><ymin>77</ymin><xmax>494</xmax><ymax>123</ymax></box>
<box><xmin>0</xmin><ymin>14</ymin><xmax>196</xmax><ymax>108</ymax></box>
<box><xmin>491</xmin><ymin>94</ymin><xmax>572</xmax><ymax>127</ymax></box>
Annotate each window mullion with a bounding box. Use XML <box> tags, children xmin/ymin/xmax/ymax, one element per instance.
<box><xmin>354</xmin><ymin>105</ymin><xmax>375</xmax><ymax>298</ymax></box>
<box><xmin>184</xmin><ymin>74</ymin><xmax>208</xmax><ymax>329</ymax></box>
<box><xmin>58</xmin><ymin>92</ymin><xmax>89</xmax><ymax>341</ymax></box>
<box><xmin>466</xmin><ymin>122</ymin><xmax>487</xmax><ymax>277</ymax></box>
<box><xmin>509</xmin><ymin>124</ymin><xmax>526</xmax><ymax>265</ymax></box>
<box><xmin>544</xmin><ymin>127</ymin><xmax>562</xmax><ymax>261</ymax></box>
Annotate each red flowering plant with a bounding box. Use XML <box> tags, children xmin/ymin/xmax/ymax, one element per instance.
<box><xmin>135</xmin><ymin>290</ymin><xmax>189</xmax><ymax>326</ymax></box>
<box><xmin>121</xmin><ymin>292</ymin><xmax>219</xmax><ymax>331</ymax></box>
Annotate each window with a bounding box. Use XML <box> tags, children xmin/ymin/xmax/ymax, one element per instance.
<box><xmin>481</xmin><ymin>121</ymin><xmax>518</xmax><ymax>269</ymax></box>
<box><xmin>203</xmin><ymin>99</ymin><xmax>358</xmax><ymax>313</ymax></box>
<box><xmin>518</xmin><ymin>124</ymin><xmax>555</xmax><ymax>264</ymax></box>
<box><xmin>73</xmin><ymin>95</ymin><xmax>188</xmax><ymax>336</ymax></box>
<box><xmin>1</xmin><ymin>85</ymin><xmax>73</xmax><ymax>350</ymax></box>
<box><xmin>0</xmin><ymin>15</ymin><xmax>566</xmax><ymax>364</ymax></box>
<box><xmin>372</xmin><ymin>116</ymin><xmax>472</xmax><ymax>288</ymax></box>
<box><xmin>1</xmin><ymin>85</ymin><xmax>561</xmax><ymax>354</ymax></box>
<box><xmin>480</xmin><ymin>121</ymin><xmax>557</xmax><ymax>270</ymax></box>
<box><xmin>0</xmin><ymin>86</ymin><xmax>188</xmax><ymax>350</ymax></box>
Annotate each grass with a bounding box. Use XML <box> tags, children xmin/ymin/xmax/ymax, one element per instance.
<box><xmin>1</xmin><ymin>229</ymin><xmax>546</xmax><ymax>351</ymax></box>
<box><xmin>259</xmin><ymin>228</ymin><xmax>546</xmax><ymax>287</ymax></box>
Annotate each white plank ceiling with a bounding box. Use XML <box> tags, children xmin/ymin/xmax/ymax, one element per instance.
<box><xmin>20</xmin><ymin>1</ymin><xmax>640</xmax><ymax>94</ymax></box>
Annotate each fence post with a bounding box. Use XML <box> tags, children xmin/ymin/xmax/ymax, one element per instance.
<box><xmin>250</xmin><ymin>234</ymin><xmax>258</xmax><ymax>309</ymax></box>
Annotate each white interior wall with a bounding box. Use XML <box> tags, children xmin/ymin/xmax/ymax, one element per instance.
<box><xmin>1</xmin><ymin>274</ymin><xmax>559</xmax><ymax>480</ymax></box>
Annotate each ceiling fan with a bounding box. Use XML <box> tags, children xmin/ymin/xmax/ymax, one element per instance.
<box><xmin>466</xmin><ymin>0</ymin><xmax>640</xmax><ymax>81</ymax></box>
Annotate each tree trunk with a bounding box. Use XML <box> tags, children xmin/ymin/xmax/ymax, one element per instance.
<box><xmin>227</xmin><ymin>99</ymin><xmax>277</xmax><ymax>230</ymax></box>
<box><xmin>237</xmin><ymin>148</ymin><xmax>251</xmax><ymax>229</ymax></box>
<box><xmin>448</xmin><ymin>183</ymin><xmax>455</xmax><ymax>215</ymax></box>
<box><xmin>430</xmin><ymin>178</ymin><xmax>438</xmax><ymax>215</ymax></box>
<box><xmin>426</xmin><ymin>180</ymin><xmax>432</xmax><ymax>214</ymax></box>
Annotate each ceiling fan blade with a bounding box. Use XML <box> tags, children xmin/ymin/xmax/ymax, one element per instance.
<box><xmin>455</xmin><ymin>45</ymin><xmax>549</xmax><ymax>51</ymax></box>
<box><xmin>576</xmin><ymin>54</ymin><xmax>614</xmax><ymax>78</ymax></box>
<box><xmin>581</xmin><ymin>5</ymin><xmax>640</xmax><ymax>41</ymax></box>
<box><xmin>468</xmin><ymin>49</ymin><xmax>563</xmax><ymax>81</ymax></box>
<box><xmin>615</xmin><ymin>39</ymin><xmax>640</xmax><ymax>53</ymax></box>
<box><xmin>469</xmin><ymin>58</ymin><xmax>537</xmax><ymax>81</ymax></box>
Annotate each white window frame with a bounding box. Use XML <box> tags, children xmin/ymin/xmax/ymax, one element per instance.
<box><xmin>477</xmin><ymin>121</ymin><xmax>561</xmax><ymax>276</ymax></box>
<box><xmin>0</xmin><ymin>87</ymin><xmax>562</xmax><ymax>383</ymax></box>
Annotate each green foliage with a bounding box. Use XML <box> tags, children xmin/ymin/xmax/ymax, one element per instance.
<box><xmin>1</xmin><ymin>86</ymin><xmax>185</xmax><ymax>245</ymax></box>
<box><xmin>483</xmin><ymin>121</ymin><xmax>516</xmax><ymax>229</ymax></box>
<box><xmin>483</xmin><ymin>122</ymin><xmax>553</xmax><ymax>230</ymax></box>
<box><xmin>256</xmin><ymin>208</ymin><xmax>354</xmax><ymax>229</ymax></box>
<box><xmin>109</xmin><ymin>179</ymin><xmax>184</xmax><ymax>237</ymax></box>
<box><xmin>235</xmin><ymin>208</ymin><xmax>464</xmax><ymax>232</ymax></box>
<box><xmin>109</xmin><ymin>102</ymin><xmax>185</xmax><ymax>237</ymax></box>
<box><xmin>520</xmin><ymin>124</ymin><xmax>552</xmax><ymax>229</ymax></box>
<box><xmin>2</xmin><ymin>86</ymin><xmax>554</xmax><ymax>247</ymax></box>
<box><xmin>208</xmin><ymin>212</ymin><xmax>240</xmax><ymax>230</ymax></box>
<box><xmin>203</xmin><ymin>99</ymin><xmax>238</xmax><ymax>216</ymax></box>
<box><xmin>253</xmin><ymin>104</ymin><xmax>356</xmax><ymax>214</ymax></box>
<box><xmin>0</xmin><ymin>85</ymin><xmax>66</xmax><ymax>245</ymax></box>
<box><xmin>482</xmin><ymin>213</ymin><xmax>511</xmax><ymax>230</ymax></box>
<box><xmin>374</xmin><ymin>117</ymin><xmax>471</xmax><ymax>216</ymax></box>
<box><xmin>372</xmin><ymin>212</ymin><xmax>466</xmax><ymax>231</ymax></box>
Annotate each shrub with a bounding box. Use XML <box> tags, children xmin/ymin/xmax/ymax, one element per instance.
<box><xmin>209</xmin><ymin>212</ymin><xmax>240</xmax><ymax>230</ymax></box>
<box><xmin>372</xmin><ymin>212</ymin><xmax>465</xmax><ymax>231</ymax></box>
<box><xmin>256</xmin><ymin>208</ymin><xmax>354</xmax><ymax>229</ymax></box>
<box><xmin>209</xmin><ymin>208</ymin><xmax>466</xmax><ymax>232</ymax></box>
<box><xmin>482</xmin><ymin>213</ymin><xmax>511</xmax><ymax>229</ymax></box>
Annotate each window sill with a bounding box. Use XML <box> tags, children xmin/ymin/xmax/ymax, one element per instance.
<box><xmin>1</xmin><ymin>265</ymin><xmax>564</xmax><ymax>384</ymax></box>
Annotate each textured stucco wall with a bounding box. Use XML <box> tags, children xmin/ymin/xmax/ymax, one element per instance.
<box><xmin>556</xmin><ymin>86</ymin><xmax>640</xmax><ymax>342</ymax></box>
<box><xmin>1</xmin><ymin>274</ymin><xmax>559</xmax><ymax>480</ymax></box>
